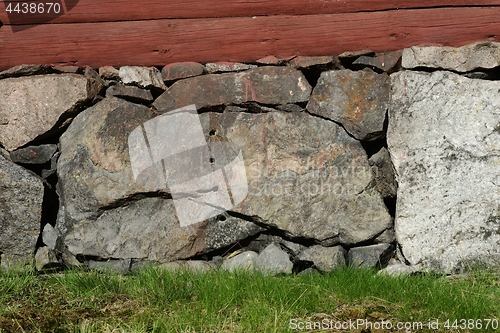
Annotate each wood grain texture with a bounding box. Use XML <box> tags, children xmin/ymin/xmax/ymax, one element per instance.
<box><xmin>0</xmin><ymin>7</ymin><xmax>499</xmax><ymax>70</ymax></box>
<box><xmin>1</xmin><ymin>0</ymin><xmax>500</xmax><ymax>24</ymax></box>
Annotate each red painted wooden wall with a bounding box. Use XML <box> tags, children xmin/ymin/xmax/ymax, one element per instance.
<box><xmin>0</xmin><ymin>1</ymin><xmax>499</xmax><ymax>70</ymax></box>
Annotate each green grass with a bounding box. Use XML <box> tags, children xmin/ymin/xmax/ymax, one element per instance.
<box><xmin>0</xmin><ymin>266</ymin><xmax>499</xmax><ymax>332</ymax></box>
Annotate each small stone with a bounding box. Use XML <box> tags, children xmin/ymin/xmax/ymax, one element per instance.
<box><xmin>288</xmin><ymin>56</ymin><xmax>335</xmax><ymax>68</ymax></box>
<box><xmin>106</xmin><ymin>85</ymin><xmax>154</xmax><ymax>103</ymax></box>
<box><xmin>205</xmin><ymin>62</ymin><xmax>257</xmax><ymax>73</ymax></box>
<box><xmin>368</xmin><ymin>147</ymin><xmax>397</xmax><ymax>199</ymax></box>
<box><xmin>347</xmin><ymin>244</ymin><xmax>395</xmax><ymax>269</ymax></box>
<box><xmin>297</xmin><ymin>245</ymin><xmax>346</xmax><ymax>272</ymax></box>
<box><xmin>161</xmin><ymin>62</ymin><xmax>204</xmax><ymax>81</ymax></box>
<box><xmin>402</xmin><ymin>42</ymin><xmax>500</xmax><ymax>72</ymax></box>
<box><xmin>288</xmin><ymin>56</ymin><xmax>339</xmax><ymax>69</ymax></box>
<box><xmin>85</xmin><ymin>67</ymin><xmax>107</xmax><ymax>89</ymax></box>
<box><xmin>35</xmin><ymin>246</ymin><xmax>60</xmax><ymax>271</ymax></box>
<box><xmin>119</xmin><ymin>66</ymin><xmax>166</xmax><ymax>90</ymax></box>
<box><xmin>89</xmin><ymin>259</ymin><xmax>131</xmax><ymax>274</ymax></box>
<box><xmin>99</xmin><ymin>66</ymin><xmax>120</xmax><ymax>80</ymax></box>
<box><xmin>307</xmin><ymin>69</ymin><xmax>390</xmax><ymax>141</ymax></box>
<box><xmin>377</xmin><ymin>260</ymin><xmax>418</xmax><ymax>277</ymax></box>
<box><xmin>60</xmin><ymin>248</ymin><xmax>82</xmax><ymax>268</ymax></box>
<box><xmin>0</xmin><ymin>64</ymin><xmax>52</xmax><ymax>79</ymax></box>
<box><xmin>42</xmin><ymin>224</ymin><xmax>58</xmax><ymax>250</ymax></box>
<box><xmin>352</xmin><ymin>51</ymin><xmax>402</xmax><ymax>73</ymax></box>
<box><xmin>41</xmin><ymin>151</ymin><xmax>60</xmax><ymax>179</ymax></box>
<box><xmin>256</xmin><ymin>55</ymin><xmax>281</xmax><ymax>65</ymax></box>
<box><xmin>10</xmin><ymin>144</ymin><xmax>57</xmax><ymax>165</ymax></box>
<box><xmin>256</xmin><ymin>244</ymin><xmax>293</xmax><ymax>275</ymax></box>
<box><xmin>338</xmin><ymin>50</ymin><xmax>376</xmax><ymax>66</ymax></box>
<box><xmin>222</xmin><ymin>251</ymin><xmax>259</xmax><ymax>271</ymax></box>
<box><xmin>279</xmin><ymin>240</ymin><xmax>306</xmax><ymax>256</ymax></box>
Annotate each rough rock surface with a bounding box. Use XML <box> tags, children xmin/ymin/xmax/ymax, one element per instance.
<box><xmin>352</xmin><ymin>51</ymin><xmax>402</xmax><ymax>73</ymax></box>
<box><xmin>347</xmin><ymin>243</ymin><xmax>394</xmax><ymax>268</ymax></box>
<box><xmin>204</xmin><ymin>62</ymin><xmax>257</xmax><ymax>73</ymax></box>
<box><xmin>57</xmin><ymin>97</ymin><xmax>262</xmax><ymax>263</ymax></box>
<box><xmin>368</xmin><ymin>147</ymin><xmax>397</xmax><ymax>199</ymax></box>
<box><xmin>0</xmin><ymin>74</ymin><xmax>103</xmax><ymax>151</ymax></box>
<box><xmin>288</xmin><ymin>56</ymin><xmax>338</xmax><ymax>69</ymax></box>
<box><xmin>0</xmin><ymin>154</ymin><xmax>44</xmax><ymax>266</ymax></box>
<box><xmin>297</xmin><ymin>245</ymin><xmax>346</xmax><ymax>272</ymax></box>
<box><xmin>35</xmin><ymin>247</ymin><xmax>60</xmax><ymax>271</ymax></box>
<box><xmin>307</xmin><ymin>69</ymin><xmax>390</xmax><ymax>141</ymax></box>
<box><xmin>255</xmin><ymin>244</ymin><xmax>293</xmax><ymax>275</ymax></box>
<box><xmin>221</xmin><ymin>251</ymin><xmax>259</xmax><ymax>272</ymax></box>
<box><xmin>402</xmin><ymin>42</ymin><xmax>500</xmax><ymax>72</ymax></box>
<box><xmin>201</xmin><ymin>111</ymin><xmax>392</xmax><ymax>245</ymax></box>
<box><xmin>10</xmin><ymin>144</ymin><xmax>58</xmax><ymax>165</ymax></box>
<box><xmin>106</xmin><ymin>85</ymin><xmax>154</xmax><ymax>103</ymax></box>
<box><xmin>119</xmin><ymin>66</ymin><xmax>166</xmax><ymax>90</ymax></box>
<box><xmin>154</xmin><ymin>67</ymin><xmax>311</xmax><ymax>111</ymax></box>
<box><xmin>161</xmin><ymin>62</ymin><xmax>204</xmax><ymax>81</ymax></box>
<box><xmin>0</xmin><ymin>64</ymin><xmax>52</xmax><ymax>79</ymax></box>
<box><xmin>388</xmin><ymin>71</ymin><xmax>500</xmax><ymax>273</ymax></box>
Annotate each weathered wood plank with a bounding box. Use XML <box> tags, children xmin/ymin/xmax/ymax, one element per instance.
<box><xmin>1</xmin><ymin>0</ymin><xmax>500</xmax><ymax>24</ymax></box>
<box><xmin>0</xmin><ymin>7</ymin><xmax>499</xmax><ymax>70</ymax></box>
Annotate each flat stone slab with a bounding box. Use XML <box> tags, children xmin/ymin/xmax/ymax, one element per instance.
<box><xmin>402</xmin><ymin>42</ymin><xmax>500</xmax><ymax>72</ymax></box>
<box><xmin>153</xmin><ymin>66</ymin><xmax>312</xmax><ymax>111</ymax></box>
<box><xmin>388</xmin><ymin>70</ymin><xmax>500</xmax><ymax>273</ymax></box>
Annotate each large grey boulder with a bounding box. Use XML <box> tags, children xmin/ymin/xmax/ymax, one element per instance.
<box><xmin>153</xmin><ymin>66</ymin><xmax>311</xmax><ymax>111</ymax></box>
<box><xmin>200</xmin><ymin>111</ymin><xmax>392</xmax><ymax>245</ymax></box>
<box><xmin>402</xmin><ymin>42</ymin><xmax>500</xmax><ymax>72</ymax></box>
<box><xmin>388</xmin><ymin>71</ymin><xmax>500</xmax><ymax>273</ymax></box>
<box><xmin>0</xmin><ymin>155</ymin><xmax>44</xmax><ymax>267</ymax></box>
<box><xmin>307</xmin><ymin>69</ymin><xmax>390</xmax><ymax>141</ymax></box>
<box><xmin>56</xmin><ymin>97</ymin><xmax>262</xmax><ymax>263</ymax></box>
<box><xmin>0</xmin><ymin>74</ymin><xmax>103</xmax><ymax>151</ymax></box>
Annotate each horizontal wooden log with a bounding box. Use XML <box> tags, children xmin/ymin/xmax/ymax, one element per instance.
<box><xmin>0</xmin><ymin>0</ymin><xmax>500</xmax><ymax>24</ymax></box>
<box><xmin>0</xmin><ymin>7</ymin><xmax>499</xmax><ymax>70</ymax></box>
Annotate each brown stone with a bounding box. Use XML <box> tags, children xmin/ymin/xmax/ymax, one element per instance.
<box><xmin>288</xmin><ymin>56</ymin><xmax>338</xmax><ymax>68</ymax></box>
<box><xmin>154</xmin><ymin>66</ymin><xmax>311</xmax><ymax>112</ymax></box>
<box><xmin>106</xmin><ymin>84</ymin><xmax>154</xmax><ymax>103</ymax></box>
<box><xmin>255</xmin><ymin>55</ymin><xmax>281</xmax><ymax>65</ymax></box>
<box><xmin>307</xmin><ymin>69</ymin><xmax>390</xmax><ymax>141</ymax></box>
<box><xmin>352</xmin><ymin>51</ymin><xmax>402</xmax><ymax>73</ymax></box>
<box><xmin>161</xmin><ymin>62</ymin><xmax>204</xmax><ymax>81</ymax></box>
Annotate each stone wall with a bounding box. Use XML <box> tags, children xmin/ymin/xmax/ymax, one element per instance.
<box><xmin>1</xmin><ymin>41</ymin><xmax>500</xmax><ymax>275</ymax></box>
